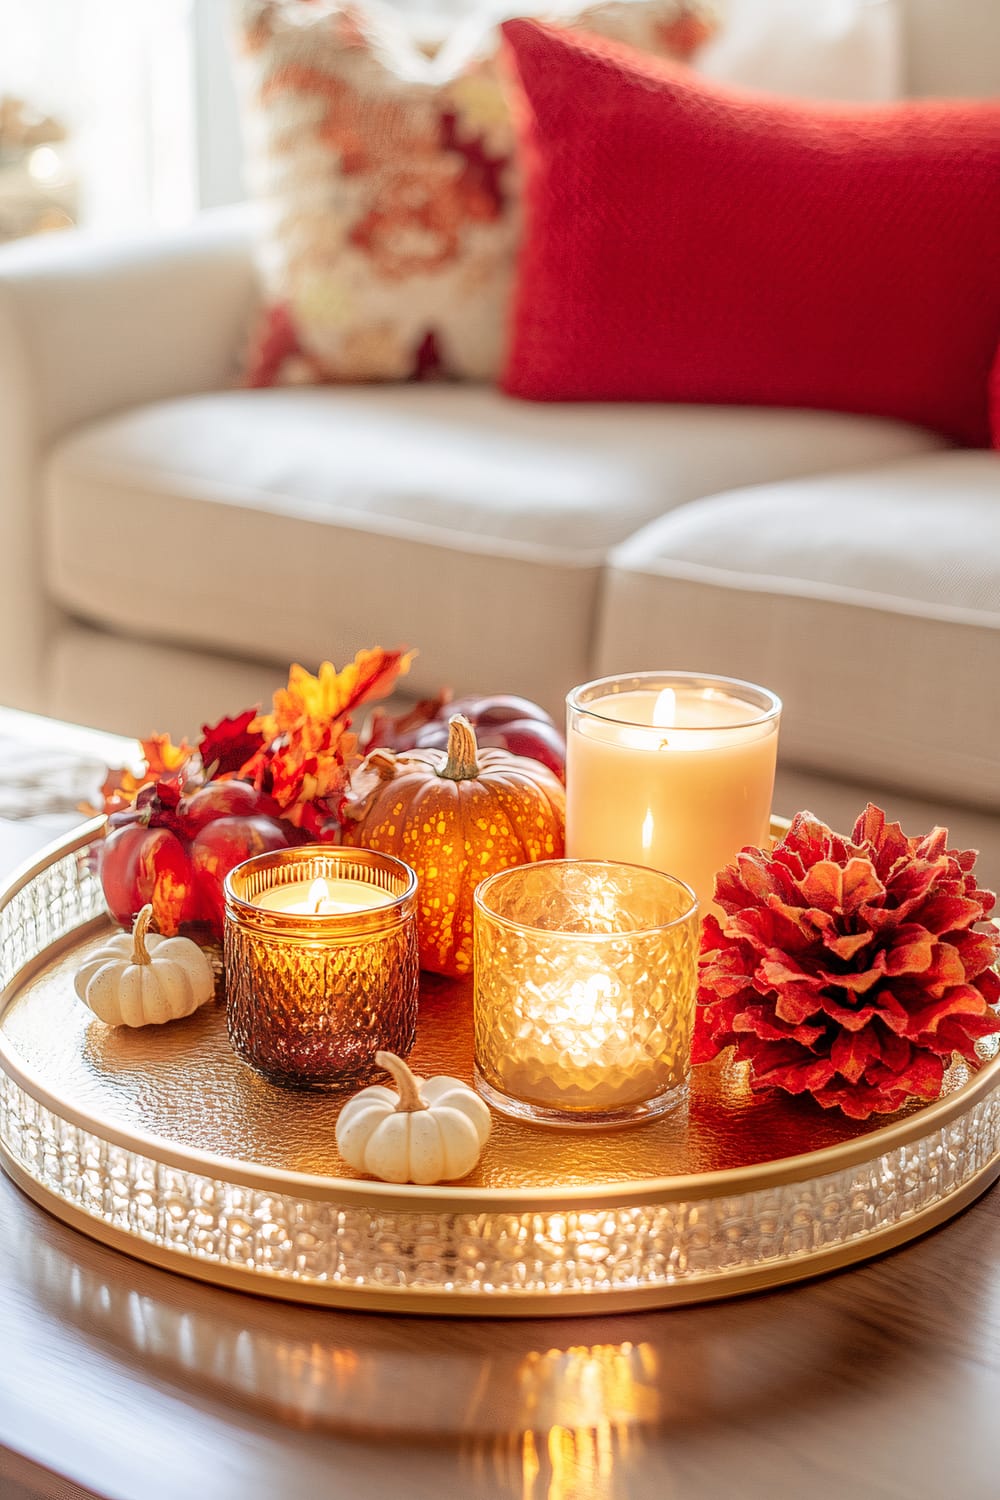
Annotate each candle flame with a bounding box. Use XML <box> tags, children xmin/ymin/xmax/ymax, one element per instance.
<box><xmin>570</xmin><ymin>972</ymin><xmax>614</xmax><ymax>1030</ymax></box>
<box><xmin>308</xmin><ymin>878</ymin><xmax>329</xmax><ymax>914</ymax></box>
<box><xmin>652</xmin><ymin>688</ymin><xmax>676</xmax><ymax>728</ymax></box>
<box><xmin>641</xmin><ymin>810</ymin><xmax>655</xmax><ymax>852</ymax></box>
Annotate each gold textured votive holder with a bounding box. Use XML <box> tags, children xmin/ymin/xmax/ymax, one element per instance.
<box><xmin>473</xmin><ymin>859</ymin><xmax>699</xmax><ymax>1129</ymax></box>
<box><xmin>224</xmin><ymin>846</ymin><xmax>419</xmax><ymax>1092</ymax></box>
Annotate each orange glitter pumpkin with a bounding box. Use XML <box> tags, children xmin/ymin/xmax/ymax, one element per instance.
<box><xmin>343</xmin><ymin>715</ymin><xmax>566</xmax><ymax>978</ymax></box>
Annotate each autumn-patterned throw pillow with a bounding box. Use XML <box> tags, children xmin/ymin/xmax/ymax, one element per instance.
<box><xmin>231</xmin><ymin>0</ymin><xmax>716</xmax><ymax>385</ymax></box>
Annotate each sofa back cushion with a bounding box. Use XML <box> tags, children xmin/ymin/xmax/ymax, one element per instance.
<box><xmin>231</xmin><ymin>0</ymin><xmax>714</xmax><ymax>387</ymax></box>
<box><xmin>696</xmin><ymin>0</ymin><xmax>902</xmax><ymax>101</ymax></box>
<box><xmin>499</xmin><ymin>19</ymin><xmax>1000</xmax><ymax>447</ymax></box>
<box><xmin>897</xmin><ymin>0</ymin><xmax>1000</xmax><ymax>98</ymax></box>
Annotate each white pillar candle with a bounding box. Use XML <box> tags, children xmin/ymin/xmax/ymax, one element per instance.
<box><xmin>255</xmin><ymin>877</ymin><xmax>395</xmax><ymax>916</ymax></box>
<box><xmin>566</xmin><ymin>674</ymin><xmax>781</xmax><ymax>915</ymax></box>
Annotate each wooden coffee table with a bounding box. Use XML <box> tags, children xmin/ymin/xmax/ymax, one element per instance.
<box><xmin>0</xmin><ymin>711</ymin><xmax>998</xmax><ymax>1500</ymax></box>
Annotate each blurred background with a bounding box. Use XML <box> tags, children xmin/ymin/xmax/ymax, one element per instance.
<box><xmin>0</xmin><ymin>0</ymin><xmax>241</xmax><ymax>242</ymax></box>
<box><xmin>0</xmin><ymin>0</ymin><xmax>565</xmax><ymax>244</ymax></box>
<box><xmin>0</xmin><ymin>0</ymin><xmax>919</xmax><ymax>248</ymax></box>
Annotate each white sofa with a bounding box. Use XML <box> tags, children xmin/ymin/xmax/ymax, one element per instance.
<box><xmin>0</xmin><ymin>0</ymin><xmax>997</xmax><ymax>879</ymax></box>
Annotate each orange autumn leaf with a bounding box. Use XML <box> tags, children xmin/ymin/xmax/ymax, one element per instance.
<box><xmin>245</xmin><ymin>648</ymin><xmax>415</xmax><ymax>819</ymax></box>
<box><xmin>89</xmin><ymin>766</ymin><xmax>146</xmax><ymax>818</ymax></box>
<box><xmin>265</xmin><ymin>720</ymin><xmax>357</xmax><ymax>812</ymax></box>
<box><xmin>255</xmin><ymin>649</ymin><xmax>413</xmax><ymax>745</ymax></box>
<box><xmin>267</xmin><ymin>737</ymin><xmax>354</xmax><ymax>825</ymax></box>
<box><xmin>92</xmin><ymin>734</ymin><xmax>195</xmax><ymax>816</ymax></box>
<box><xmin>93</xmin><ymin>647</ymin><xmax>412</xmax><ymax>838</ymax></box>
<box><xmin>342</xmin><ymin>645</ymin><xmax>415</xmax><ymax>710</ymax></box>
<box><xmin>140</xmin><ymin>734</ymin><xmax>194</xmax><ymax>779</ymax></box>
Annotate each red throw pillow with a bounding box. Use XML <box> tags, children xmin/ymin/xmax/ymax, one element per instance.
<box><xmin>500</xmin><ymin>19</ymin><xmax>1000</xmax><ymax>448</ymax></box>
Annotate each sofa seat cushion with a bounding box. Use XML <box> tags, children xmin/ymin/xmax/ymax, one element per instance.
<box><xmin>44</xmin><ymin>386</ymin><xmax>944</xmax><ymax>715</ymax></box>
<box><xmin>595</xmin><ymin>451</ymin><xmax>1000</xmax><ymax>809</ymax></box>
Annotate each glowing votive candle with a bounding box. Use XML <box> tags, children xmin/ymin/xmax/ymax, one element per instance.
<box><xmin>473</xmin><ymin>859</ymin><xmax>700</xmax><ymax>1128</ymax></box>
<box><xmin>256</xmin><ymin>877</ymin><xmax>395</xmax><ymax>916</ymax></box>
<box><xmin>566</xmin><ymin>673</ymin><xmax>781</xmax><ymax>915</ymax></box>
<box><xmin>224</xmin><ymin>847</ymin><xmax>418</xmax><ymax>1091</ymax></box>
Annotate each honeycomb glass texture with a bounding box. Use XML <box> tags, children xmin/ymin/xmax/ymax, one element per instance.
<box><xmin>225</xmin><ymin>920</ymin><xmax>418</xmax><ymax>1091</ymax></box>
<box><xmin>473</xmin><ymin>861</ymin><xmax>699</xmax><ymax>1115</ymax></box>
<box><xmin>2</xmin><ymin>1067</ymin><xmax>998</xmax><ymax>1296</ymax></box>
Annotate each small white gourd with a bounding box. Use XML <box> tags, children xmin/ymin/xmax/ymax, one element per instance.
<box><xmin>74</xmin><ymin>904</ymin><xmax>214</xmax><ymax>1027</ymax></box>
<box><xmin>336</xmin><ymin>1051</ymin><xmax>491</xmax><ymax>1185</ymax></box>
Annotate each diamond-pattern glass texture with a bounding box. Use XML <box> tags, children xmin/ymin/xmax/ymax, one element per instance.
<box><xmin>224</xmin><ymin>846</ymin><xmax>419</xmax><ymax>1091</ymax></box>
<box><xmin>474</xmin><ymin>861</ymin><xmax>699</xmax><ymax>1118</ymax></box>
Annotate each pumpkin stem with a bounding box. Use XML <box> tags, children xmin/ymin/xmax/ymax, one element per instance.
<box><xmin>132</xmin><ymin>904</ymin><xmax>155</xmax><ymax>965</ymax></box>
<box><xmin>375</xmin><ymin>1050</ymin><xmax>427</xmax><ymax>1114</ymax></box>
<box><xmin>441</xmin><ymin>715</ymin><xmax>480</xmax><ymax>781</ymax></box>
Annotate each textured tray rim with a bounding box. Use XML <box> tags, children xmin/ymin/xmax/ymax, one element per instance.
<box><xmin>2</xmin><ymin>819</ymin><xmax>1000</xmax><ymax>1316</ymax></box>
<box><xmin>4</xmin><ymin>1142</ymin><xmax>998</xmax><ymax>1315</ymax></box>
<box><xmin>0</xmin><ymin>818</ymin><xmax>997</xmax><ymax>1211</ymax></box>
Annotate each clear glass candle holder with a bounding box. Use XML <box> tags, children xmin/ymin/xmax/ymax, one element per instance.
<box><xmin>224</xmin><ymin>846</ymin><xmax>419</xmax><ymax>1092</ymax></box>
<box><xmin>473</xmin><ymin>859</ymin><xmax>699</xmax><ymax>1129</ymax></box>
<box><xmin>566</xmin><ymin>672</ymin><xmax>781</xmax><ymax>917</ymax></box>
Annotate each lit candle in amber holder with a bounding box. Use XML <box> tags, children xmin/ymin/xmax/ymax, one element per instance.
<box><xmin>473</xmin><ymin>860</ymin><xmax>699</xmax><ymax>1128</ymax></box>
<box><xmin>566</xmin><ymin>672</ymin><xmax>781</xmax><ymax>916</ymax></box>
<box><xmin>224</xmin><ymin>847</ymin><xmax>419</xmax><ymax>1092</ymax></box>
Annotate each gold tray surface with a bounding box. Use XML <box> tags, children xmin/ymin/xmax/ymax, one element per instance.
<box><xmin>0</xmin><ymin>922</ymin><xmax>985</xmax><ymax>1198</ymax></box>
<box><xmin>2</xmin><ymin>824</ymin><xmax>998</xmax><ymax>1315</ymax></box>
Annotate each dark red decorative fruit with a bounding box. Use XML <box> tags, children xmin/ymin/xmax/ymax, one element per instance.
<box><xmin>100</xmin><ymin>823</ymin><xmax>200</xmax><ymax>936</ymax></box>
<box><xmin>190</xmin><ymin>813</ymin><xmax>290</xmax><ymax>932</ymax></box>
<box><xmin>99</xmin><ymin>778</ymin><xmax>297</xmax><ymax>938</ymax></box>
<box><xmin>181</xmin><ymin>780</ymin><xmax>283</xmax><ymax>832</ymax></box>
<box><xmin>384</xmin><ymin>694</ymin><xmax>566</xmax><ymax>780</ymax></box>
<box><xmin>445</xmin><ymin>694</ymin><xmax>555</xmax><ymax>728</ymax></box>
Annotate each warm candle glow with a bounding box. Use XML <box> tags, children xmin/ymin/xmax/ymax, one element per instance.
<box><xmin>474</xmin><ymin>860</ymin><xmax>699</xmax><ymax>1127</ymax></box>
<box><xmin>653</xmin><ymin>688</ymin><xmax>676</xmax><ymax>727</ymax></box>
<box><xmin>224</xmin><ymin>847</ymin><xmax>420</xmax><ymax>1092</ymax></box>
<box><xmin>256</xmin><ymin>878</ymin><xmax>395</xmax><ymax>916</ymax></box>
<box><xmin>566</xmin><ymin>674</ymin><xmax>780</xmax><ymax>915</ymax></box>
<box><xmin>566</xmin><ymin>972</ymin><xmax>614</xmax><ymax>1036</ymax></box>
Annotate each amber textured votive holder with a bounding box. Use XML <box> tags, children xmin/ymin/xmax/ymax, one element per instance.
<box><xmin>474</xmin><ymin>859</ymin><xmax>699</xmax><ymax>1129</ymax></box>
<box><xmin>224</xmin><ymin>846</ymin><xmax>419</xmax><ymax>1092</ymax></box>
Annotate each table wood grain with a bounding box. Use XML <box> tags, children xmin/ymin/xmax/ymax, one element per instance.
<box><xmin>2</xmin><ymin>1164</ymin><xmax>998</xmax><ymax>1500</ymax></box>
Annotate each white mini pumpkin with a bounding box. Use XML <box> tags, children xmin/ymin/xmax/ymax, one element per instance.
<box><xmin>336</xmin><ymin>1051</ymin><xmax>491</xmax><ymax>1184</ymax></box>
<box><xmin>74</xmin><ymin>904</ymin><xmax>214</xmax><ymax>1027</ymax></box>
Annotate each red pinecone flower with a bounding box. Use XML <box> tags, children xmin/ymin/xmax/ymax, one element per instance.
<box><xmin>693</xmin><ymin>805</ymin><xmax>1000</xmax><ymax>1119</ymax></box>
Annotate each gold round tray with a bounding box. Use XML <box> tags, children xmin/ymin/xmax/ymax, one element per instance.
<box><xmin>0</xmin><ymin>821</ymin><xmax>998</xmax><ymax>1316</ymax></box>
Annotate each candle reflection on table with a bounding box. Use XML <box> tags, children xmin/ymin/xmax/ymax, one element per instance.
<box><xmin>19</xmin><ymin>1196</ymin><xmax>908</xmax><ymax>1500</ymax></box>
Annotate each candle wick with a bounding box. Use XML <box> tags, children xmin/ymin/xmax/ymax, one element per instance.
<box><xmin>312</xmin><ymin>897</ymin><xmax>324</xmax><ymax>915</ymax></box>
<box><xmin>659</xmin><ymin>737</ymin><xmax>670</xmax><ymax>751</ymax></box>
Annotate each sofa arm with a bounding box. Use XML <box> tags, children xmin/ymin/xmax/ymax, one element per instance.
<box><xmin>0</xmin><ymin>207</ymin><xmax>257</xmax><ymax>712</ymax></box>
<box><xmin>0</xmin><ymin>205</ymin><xmax>256</xmax><ymax>446</ymax></box>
